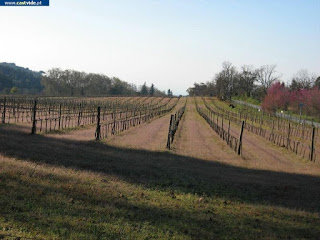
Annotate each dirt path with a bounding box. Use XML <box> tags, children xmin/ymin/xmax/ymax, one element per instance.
<box><xmin>173</xmin><ymin>98</ymin><xmax>241</xmax><ymax>164</ymax></box>
<box><xmin>103</xmin><ymin>98</ymin><xmax>186</xmax><ymax>151</ymax></box>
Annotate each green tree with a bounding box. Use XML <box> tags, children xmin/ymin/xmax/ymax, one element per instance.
<box><xmin>140</xmin><ymin>82</ymin><xmax>148</xmax><ymax>96</ymax></box>
<box><xmin>315</xmin><ymin>76</ymin><xmax>320</xmax><ymax>89</ymax></box>
<box><xmin>187</xmin><ymin>83</ymin><xmax>208</xmax><ymax>96</ymax></box>
<box><xmin>0</xmin><ymin>71</ymin><xmax>13</xmax><ymax>92</ymax></box>
<box><xmin>10</xmin><ymin>86</ymin><xmax>18</xmax><ymax>94</ymax></box>
<box><xmin>290</xmin><ymin>79</ymin><xmax>303</xmax><ymax>91</ymax></box>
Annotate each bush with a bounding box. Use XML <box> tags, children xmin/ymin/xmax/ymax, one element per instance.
<box><xmin>261</xmin><ymin>82</ymin><xmax>289</xmax><ymax>112</ymax></box>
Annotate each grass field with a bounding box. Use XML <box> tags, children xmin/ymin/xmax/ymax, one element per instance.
<box><xmin>1</xmin><ymin>97</ymin><xmax>320</xmax><ymax>239</ymax></box>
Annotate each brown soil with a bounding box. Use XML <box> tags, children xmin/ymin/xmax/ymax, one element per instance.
<box><xmin>106</xmin><ymin>98</ymin><xmax>185</xmax><ymax>151</ymax></box>
<box><xmin>173</xmin><ymin>98</ymin><xmax>239</xmax><ymax>164</ymax></box>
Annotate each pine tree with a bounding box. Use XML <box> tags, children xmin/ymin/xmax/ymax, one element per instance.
<box><xmin>150</xmin><ymin>83</ymin><xmax>155</xmax><ymax>96</ymax></box>
<box><xmin>140</xmin><ymin>82</ymin><xmax>148</xmax><ymax>96</ymax></box>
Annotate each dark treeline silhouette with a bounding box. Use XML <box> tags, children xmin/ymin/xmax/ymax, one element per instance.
<box><xmin>0</xmin><ymin>62</ymin><xmax>167</xmax><ymax>97</ymax></box>
<box><xmin>187</xmin><ymin>61</ymin><xmax>319</xmax><ymax>102</ymax></box>
<box><xmin>0</xmin><ymin>62</ymin><xmax>44</xmax><ymax>94</ymax></box>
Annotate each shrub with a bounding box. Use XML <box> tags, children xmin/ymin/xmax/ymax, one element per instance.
<box><xmin>261</xmin><ymin>82</ymin><xmax>289</xmax><ymax>112</ymax></box>
<box><xmin>262</xmin><ymin>82</ymin><xmax>320</xmax><ymax>117</ymax></box>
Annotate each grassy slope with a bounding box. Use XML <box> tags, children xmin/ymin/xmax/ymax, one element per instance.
<box><xmin>232</xmin><ymin>96</ymin><xmax>261</xmax><ymax>105</ymax></box>
<box><xmin>0</xmin><ymin>124</ymin><xmax>320</xmax><ymax>239</ymax></box>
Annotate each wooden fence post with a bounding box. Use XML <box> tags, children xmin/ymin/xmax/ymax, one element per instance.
<box><xmin>286</xmin><ymin>123</ymin><xmax>291</xmax><ymax>149</ymax></box>
<box><xmin>95</xmin><ymin>107</ymin><xmax>101</xmax><ymax>141</ymax></box>
<box><xmin>77</xmin><ymin>103</ymin><xmax>82</xmax><ymax>126</ymax></box>
<box><xmin>31</xmin><ymin>100</ymin><xmax>37</xmax><ymax>134</ymax></box>
<box><xmin>58</xmin><ymin>104</ymin><xmax>62</xmax><ymax>130</ymax></box>
<box><xmin>221</xmin><ymin>116</ymin><xmax>224</xmax><ymax>130</ymax></box>
<box><xmin>112</xmin><ymin>112</ymin><xmax>116</xmax><ymax>135</ymax></box>
<box><xmin>12</xmin><ymin>98</ymin><xmax>15</xmax><ymax>117</ymax></box>
<box><xmin>1</xmin><ymin>97</ymin><xmax>6</xmax><ymax>124</ymax></box>
<box><xmin>166</xmin><ymin>115</ymin><xmax>174</xmax><ymax>149</ymax></box>
<box><xmin>237</xmin><ymin>121</ymin><xmax>245</xmax><ymax>155</ymax></box>
<box><xmin>227</xmin><ymin>119</ymin><xmax>230</xmax><ymax>143</ymax></box>
<box><xmin>310</xmin><ymin>126</ymin><xmax>315</xmax><ymax>162</ymax></box>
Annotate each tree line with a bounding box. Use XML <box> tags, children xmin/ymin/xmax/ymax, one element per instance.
<box><xmin>41</xmin><ymin>68</ymin><xmax>167</xmax><ymax>97</ymax></box>
<box><xmin>187</xmin><ymin>61</ymin><xmax>320</xmax><ymax>102</ymax></box>
<box><xmin>0</xmin><ymin>62</ymin><xmax>170</xmax><ymax>97</ymax></box>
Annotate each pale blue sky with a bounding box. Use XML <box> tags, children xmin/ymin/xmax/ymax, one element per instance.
<box><xmin>1</xmin><ymin>0</ymin><xmax>319</xmax><ymax>95</ymax></box>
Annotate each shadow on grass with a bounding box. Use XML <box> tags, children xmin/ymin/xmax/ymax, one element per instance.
<box><xmin>1</xmin><ymin>124</ymin><xmax>319</xmax><ymax>214</ymax></box>
<box><xmin>2</xmin><ymin>171</ymin><xmax>316</xmax><ymax>239</ymax></box>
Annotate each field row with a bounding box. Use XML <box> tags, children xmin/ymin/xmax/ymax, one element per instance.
<box><xmin>0</xmin><ymin>96</ymin><xmax>177</xmax><ymax>134</ymax></box>
<box><xmin>204</xmin><ymin>97</ymin><xmax>318</xmax><ymax>162</ymax></box>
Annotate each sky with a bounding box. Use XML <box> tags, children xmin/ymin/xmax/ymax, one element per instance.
<box><xmin>0</xmin><ymin>0</ymin><xmax>319</xmax><ymax>95</ymax></box>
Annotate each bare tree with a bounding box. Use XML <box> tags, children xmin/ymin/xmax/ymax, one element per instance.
<box><xmin>256</xmin><ymin>65</ymin><xmax>281</xmax><ymax>93</ymax></box>
<box><xmin>239</xmin><ymin>65</ymin><xmax>256</xmax><ymax>97</ymax></box>
<box><xmin>292</xmin><ymin>69</ymin><xmax>317</xmax><ymax>89</ymax></box>
<box><xmin>215</xmin><ymin>61</ymin><xmax>237</xmax><ymax>100</ymax></box>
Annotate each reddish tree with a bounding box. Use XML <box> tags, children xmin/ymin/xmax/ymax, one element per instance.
<box><xmin>263</xmin><ymin>82</ymin><xmax>320</xmax><ymax>116</ymax></box>
<box><xmin>261</xmin><ymin>82</ymin><xmax>289</xmax><ymax>112</ymax></box>
<box><xmin>288</xmin><ymin>89</ymin><xmax>307</xmax><ymax>112</ymax></box>
<box><xmin>307</xmin><ymin>88</ymin><xmax>320</xmax><ymax>116</ymax></box>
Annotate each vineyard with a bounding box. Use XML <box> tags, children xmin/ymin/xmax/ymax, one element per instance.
<box><xmin>1</xmin><ymin>95</ymin><xmax>320</xmax><ymax>239</ymax></box>
<box><xmin>0</xmin><ymin>96</ymin><xmax>178</xmax><ymax>135</ymax></box>
<box><xmin>200</xmin><ymin>97</ymin><xmax>319</xmax><ymax>162</ymax></box>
